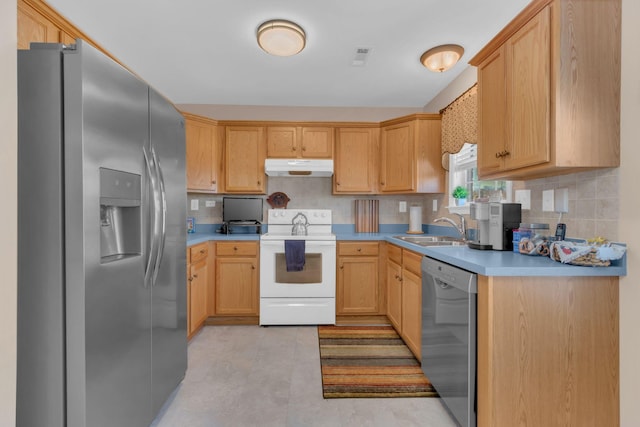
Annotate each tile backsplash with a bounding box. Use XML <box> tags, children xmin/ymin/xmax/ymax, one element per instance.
<box><xmin>188</xmin><ymin>177</ymin><xmax>428</xmax><ymax>226</ymax></box>
<box><xmin>187</xmin><ymin>168</ymin><xmax>620</xmax><ymax>241</ymax></box>
<box><xmin>513</xmin><ymin>168</ymin><xmax>620</xmax><ymax>241</ymax></box>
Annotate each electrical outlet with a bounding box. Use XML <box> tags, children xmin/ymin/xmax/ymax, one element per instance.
<box><xmin>399</xmin><ymin>201</ymin><xmax>407</xmax><ymax>213</ymax></box>
<box><xmin>542</xmin><ymin>189</ymin><xmax>554</xmax><ymax>212</ymax></box>
<box><xmin>514</xmin><ymin>189</ymin><xmax>531</xmax><ymax>210</ymax></box>
<box><xmin>554</xmin><ymin>188</ymin><xmax>569</xmax><ymax>213</ymax></box>
<box><xmin>205</xmin><ymin>200</ymin><xmax>216</xmax><ymax>208</ymax></box>
<box><xmin>190</xmin><ymin>199</ymin><xmax>199</xmax><ymax>211</ymax></box>
<box><xmin>432</xmin><ymin>199</ymin><xmax>438</xmax><ymax>212</ymax></box>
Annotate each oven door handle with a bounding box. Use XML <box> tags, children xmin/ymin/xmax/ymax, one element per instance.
<box><xmin>260</xmin><ymin>240</ymin><xmax>336</xmax><ymax>247</ymax></box>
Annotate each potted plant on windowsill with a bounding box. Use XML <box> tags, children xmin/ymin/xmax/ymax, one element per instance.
<box><xmin>452</xmin><ymin>186</ymin><xmax>468</xmax><ymax>206</ymax></box>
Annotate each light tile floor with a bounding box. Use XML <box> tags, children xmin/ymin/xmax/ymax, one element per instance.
<box><xmin>151</xmin><ymin>325</ymin><xmax>458</xmax><ymax>427</ymax></box>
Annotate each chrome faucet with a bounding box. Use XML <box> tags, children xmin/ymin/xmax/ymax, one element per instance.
<box><xmin>434</xmin><ymin>214</ymin><xmax>467</xmax><ymax>240</ymax></box>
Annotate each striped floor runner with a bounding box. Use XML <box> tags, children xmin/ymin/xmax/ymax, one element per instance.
<box><xmin>318</xmin><ymin>325</ymin><xmax>439</xmax><ymax>398</ymax></box>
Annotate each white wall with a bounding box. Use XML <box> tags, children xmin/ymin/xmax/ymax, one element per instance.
<box><xmin>178</xmin><ymin>104</ymin><xmax>421</xmax><ymax>122</ymax></box>
<box><xmin>422</xmin><ymin>66</ymin><xmax>477</xmax><ymax>113</ymax></box>
<box><xmin>1</xmin><ymin>1</ymin><xmax>17</xmax><ymax>425</ymax></box>
<box><xmin>619</xmin><ymin>0</ymin><xmax>640</xmax><ymax>425</ymax></box>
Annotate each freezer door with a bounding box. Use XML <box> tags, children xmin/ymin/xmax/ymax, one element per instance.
<box><xmin>17</xmin><ymin>44</ymin><xmax>67</xmax><ymax>427</ymax></box>
<box><xmin>63</xmin><ymin>40</ymin><xmax>152</xmax><ymax>427</ymax></box>
<box><xmin>148</xmin><ymin>88</ymin><xmax>188</xmax><ymax>414</ymax></box>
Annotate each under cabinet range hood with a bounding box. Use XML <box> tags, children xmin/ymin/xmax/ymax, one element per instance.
<box><xmin>264</xmin><ymin>158</ymin><xmax>334</xmax><ymax>177</ymax></box>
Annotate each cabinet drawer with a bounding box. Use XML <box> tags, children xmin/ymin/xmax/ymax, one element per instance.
<box><xmin>189</xmin><ymin>243</ymin><xmax>208</xmax><ymax>263</ymax></box>
<box><xmin>387</xmin><ymin>244</ymin><xmax>402</xmax><ymax>265</ymax></box>
<box><xmin>216</xmin><ymin>241</ymin><xmax>258</xmax><ymax>257</ymax></box>
<box><xmin>403</xmin><ymin>249</ymin><xmax>422</xmax><ymax>276</ymax></box>
<box><xmin>338</xmin><ymin>241</ymin><xmax>379</xmax><ymax>256</ymax></box>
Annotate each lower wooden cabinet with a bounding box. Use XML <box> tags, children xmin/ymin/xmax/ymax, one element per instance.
<box><xmin>187</xmin><ymin>243</ymin><xmax>209</xmax><ymax>338</ymax></box>
<box><xmin>215</xmin><ymin>241</ymin><xmax>259</xmax><ymax>316</ymax></box>
<box><xmin>336</xmin><ymin>242</ymin><xmax>381</xmax><ymax>315</ymax></box>
<box><xmin>400</xmin><ymin>250</ymin><xmax>422</xmax><ymax>359</ymax></box>
<box><xmin>385</xmin><ymin>243</ymin><xmax>422</xmax><ymax>359</ymax></box>
<box><xmin>386</xmin><ymin>258</ymin><xmax>403</xmax><ymax>330</ymax></box>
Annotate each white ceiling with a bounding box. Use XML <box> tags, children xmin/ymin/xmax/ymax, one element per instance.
<box><xmin>47</xmin><ymin>0</ymin><xmax>531</xmax><ymax>112</ymax></box>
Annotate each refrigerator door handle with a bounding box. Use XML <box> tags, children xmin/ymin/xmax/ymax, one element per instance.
<box><xmin>151</xmin><ymin>147</ymin><xmax>167</xmax><ymax>287</ymax></box>
<box><xmin>143</xmin><ymin>146</ymin><xmax>160</xmax><ymax>288</ymax></box>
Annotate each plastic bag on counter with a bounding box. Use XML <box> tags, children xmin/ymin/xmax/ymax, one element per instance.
<box><xmin>518</xmin><ymin>235</ymin><xmax>551</xmax><ymax>256</ymax></box>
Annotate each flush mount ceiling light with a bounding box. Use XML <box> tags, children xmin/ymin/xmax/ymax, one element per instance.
<box><xmin>257</xmin><ymin>19</ymin><xmax>306</xmax><ymax>57</ymax></box>
<box><xmin>420</xmin><ymin>44</ymin><xmax>464</xmax><ymax>73</ymax></box>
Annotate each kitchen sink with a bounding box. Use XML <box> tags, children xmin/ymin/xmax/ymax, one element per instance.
<box><xmin>393</xmin><ymin>235</ymin><xmax>466</xmax><ymax>246</ymax></box>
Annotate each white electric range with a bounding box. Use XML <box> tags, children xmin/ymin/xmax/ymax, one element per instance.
<box><xmin>259</xmin><ymin>209</ymin><xmax>336</xmax><ymax>325</ymax></box>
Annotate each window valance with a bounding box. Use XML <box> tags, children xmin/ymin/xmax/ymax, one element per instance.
<box><xmin>440</xmin><ymin>84</ymin><xmax>477</xmax><ymax>170</ymax></box>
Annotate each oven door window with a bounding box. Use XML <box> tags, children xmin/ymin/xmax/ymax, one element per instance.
<box><xmin>275</xmin><ymin>253</ymin><xmax>322</xmax><ymax>284</ymax></box>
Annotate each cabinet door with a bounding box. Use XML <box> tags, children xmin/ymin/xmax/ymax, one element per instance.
<box><xmin>401</xmin><ymin>268</ymin><xmax>422</xmax><ymax>359</ymax></box>
<box><xmin>300</xmin><ymin>127</ymin><xmax>333</xmax><ymax>158</ymax></box>
<box><xmin>504</xmin><ymin>6</ymin><xmax>550</xmax><ymax>171</ymax></box>
<box><xmin>188</xmin><ymin>259</ymin><xmax>208</xmax><ymax>336</ymax></box>
<box><xmin>477</xmin><ymin>47</ymin><xmax>507</xmax><ymax>176</ymax></box>
<box><xmin>18</xmin><ymin>3</ymin><xmax>61</xmax><ymax>49</ymax></box>
<box><xmin>337</xmin><ymin>256</ymin><xmax>379</xmax><ymax>314</ymax></box>
<box><xmin>334</xmin><ymin>128</ymin><xmax>378</xmax><ymax>193</ymax></box>
<box><xmin>215</xmin><ymin>257</ymin><xmax>258</xmax><ymax>315</ymax></box>
<box><xmin>186</xmin><ymin>118</ymin><xmax>218</xmax><ymax>192</ymax></box>
<box><xmin>386</xmin><ymin>260</ymin><xmax>403</xmax><ymax>332</ymax></box>
<box><xmin>267</xmin><ymin>126</ymin><xmax>297</xmax><ymax>158</ymax></box>
<box><xmin>380</xmin><ymin>122</ymin><xmax>415</xmax><ymax>192</ymax></box>
<box><xmin>224</xmin><ymin>126</ymin><xmax>266</xmax><ymax>193</ymax></box>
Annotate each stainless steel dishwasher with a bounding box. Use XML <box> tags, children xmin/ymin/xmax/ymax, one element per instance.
<box><xmin>421</xmin><ymin>257</ymin><xmax>477</xmax><ymax>427</ymax></box>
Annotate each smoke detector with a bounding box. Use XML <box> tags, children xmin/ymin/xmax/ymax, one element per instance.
<box><xmin>351</xmin><ymin>47</ymin><xmax>372</xmax><ymax>66</ymax></box>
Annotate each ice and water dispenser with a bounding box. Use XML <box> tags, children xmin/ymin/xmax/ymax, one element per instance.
<box><xmin>100</xmin><ymin>168</ymin><xmax>141</xmax><ymax>263</ymax></box>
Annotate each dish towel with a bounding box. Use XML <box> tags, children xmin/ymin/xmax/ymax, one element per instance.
<box><xmin>285</xmin><ymin>240</ymin><xmax>305</xmax><ymax>272</ymax></box>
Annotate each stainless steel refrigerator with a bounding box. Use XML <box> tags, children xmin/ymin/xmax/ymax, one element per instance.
<box><xmin>17</xmin><ymin>40</ymin><xmax>187</xmax><ymax>427</ymax></box>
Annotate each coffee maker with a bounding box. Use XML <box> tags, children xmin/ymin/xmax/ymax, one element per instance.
<box><xmin>468</xmin><ymin>202</ymin><xmax>492</xmax><ymax>250</ymax></box>
<box><xmin>488</xmin><ymin>202</ymin><xmax>522</xmax><ymax>251</ymax></box>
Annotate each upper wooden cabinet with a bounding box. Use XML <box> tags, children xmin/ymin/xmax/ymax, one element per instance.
<box><xmin>18</xmin><ymin>0</ymin><xmax>120</xmax><ymax>66</ymax></box>
<box><xmin>470</xmin><ymin>0</ymin><xmax>621</xmax><ymax>180</ymax></box>
<box><xmin>266</xmin><ymin>126</ymin><xmax>333</xmax><ymax>159</ymax></box>
<box><xmin>333</xmin><ymin>127</ymin><xmax>379</xmax><ymax>194</ymax></box>
<box><xmin>18</xmin><ymin>1</ymin><xmax>61</xmax><ymax>49</ymax></box>
<box><xmin>184</xmin><ymin>113</ymin><xmax>219</xmax><ymax>193</ymax></box>
<box><xmin>224</xmin><ymin>126</ymin><xmax>266</xmax><ymax>194</ymax></box>
<box><xmin>379</xmin><ymin>115</ymin><xmax>444</xmax><ymax>194</ymax></box>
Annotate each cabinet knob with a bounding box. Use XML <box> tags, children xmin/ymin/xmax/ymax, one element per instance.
<box><xmin>257</xmin><ymin>180</ymin><xmax>261</xmax><ymax>185</ymax></box>
<box><xmin>336</xmin><ymin>182</ymin><xmax>340</xmax><ymax>186</ymax></box>
<box><xmin>199</xmin><ymin>249</ymin><xmax>205</xmax><ymax>254</ymax></box>
<box><xmin>357</xmin><ymin>248</ymin><xmax>362</xmax><ymax>252</ymax></box>
<box><xmin>212</xmin><ymin>180</ymin><xmax>216</xmax><ymax>184</ymax></box>
<box><xmin>192</xmin><ymin>274</ymin><xmax>198</xmax><ymax>279</ymax></box>
<box><xmin>381</xmin><ymin>182</ymin><xmax>385</xmax><ymax>186</ymax></box>
<box><xmin>503</xmin><ymin>150</ymin><xmax>510</xmax><ymax>157</ymax></box>
<box><xmin>251</xmin><ymin>264</ymin><xmax>256</xmax><ymax>270</ymax></box>
<box><xmin>394</xmin><ymin>274</ymin><xmax>400</xmax><ymax>279</ymax></box>
<box><xmin>233</xmin><ymin>246</ymin><xmax>238</xmax><ymax>251</ymax></box>
<box><xmin>340</xmin><ymin>265</ymin><xmax>344</xmax><ymax>269</ymax></box>
<box><xmin>292</xmin><ymin>146</ymin><xmax>297</xmax><ymax>151</ymax></box>
<box><xmin>302</xmin><ymin>146</ymin><xmax>306</xmax><ymax>152</ymax></box>
<box><xmin>188</xmin><ymin>276</ymin><xmax>193</xmax><ymax>282</ymax></box>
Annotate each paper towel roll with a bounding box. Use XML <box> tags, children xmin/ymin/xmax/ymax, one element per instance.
<box><xmin>409</xmin><ymin>206</ymin><xmax>422</xmax><ymax>233</ymax></box>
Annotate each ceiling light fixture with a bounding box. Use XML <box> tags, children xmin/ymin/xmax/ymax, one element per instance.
<box><xmin>257</xmin><ymin>19</ymin><xmax>306</xmax><ymax>57</ymax></box>
<box><xmin>420</xmin><ymin>44</ymin><xmax>464</xmax><ymax>73</ymax></box>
